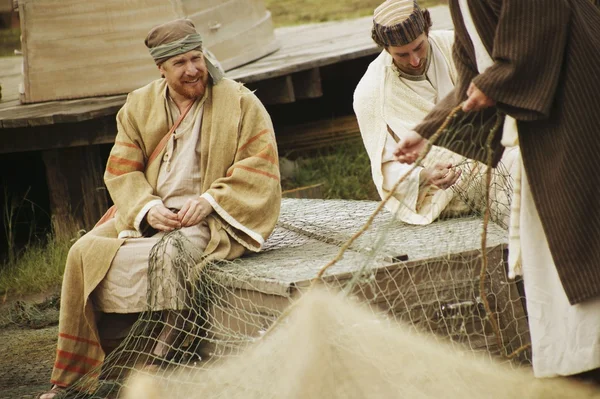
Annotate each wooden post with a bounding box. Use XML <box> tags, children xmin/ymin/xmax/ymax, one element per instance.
<box><xmin>249</xmin><ymin>75</ymin><xmax>296</xmax><ymax>105</ymax></box>
<box><xmin>42</xmin><ymin>145</ymin><xmax>108</xmax><ymax>239</ymax></box>
<box><xmin>292</xmin><ymin>68</ymin><xmax>323</xmax><ymax>100</ymax></box>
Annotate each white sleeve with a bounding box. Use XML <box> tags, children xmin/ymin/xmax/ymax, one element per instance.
<box><xmin>381</xmin><ymin>132</ymin><xmax>425</xmax><ymax>215</ymax></box>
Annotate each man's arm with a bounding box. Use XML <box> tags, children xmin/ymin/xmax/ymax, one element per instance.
<box><xmin>413</xmin><ymin>27</ymin><xmax>481</xmax><ymax>140</ymax></box>
<box><xmin>403</xmin><ymin>32</ymin><xmax>502</xmax><ymax>165</ymax></box>
<box><xmin>200</xmin><ymin>88</ymin><xmax>281</xmax><ymax>251</ymax></box>
<box><xmin>472</xmin><ymin>0</ymin><xmax>570</xmax><ymax>121</ymax></box>
<box><xmin>104</xmin><ymin>103</ymin><xmax>171</xmax><ymax>234</ymax></box>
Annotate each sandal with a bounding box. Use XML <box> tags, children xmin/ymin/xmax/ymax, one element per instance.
<box><xmin>37</xmin><ymin>385</ymin><xmax>65</xmax><ymax>399</ymax></box>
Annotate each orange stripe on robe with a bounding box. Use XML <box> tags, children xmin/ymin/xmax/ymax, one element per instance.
<box><xmin>107</xmin><ymin>155</ymin><xmax>144</xmax><ymax>171</ymax></box>
<box><xmin>239</xmin><ymin>129</ymin><xmax>271</xmax><ymax>152</ymax></box>
<box><xmin>228</xmin><ymin>165</ymin><xmax>279</xmax><ymax>181</ymax></box>
<box><xmin>56</xmin><ymin>350</ymin><xmax>103</xmax><ymax>367</ymax></box>
<box><xmin>58</xmin><ymin>333</ymin><xmax>101</xmax><ymax>347</ymax></box>
<box><xmin>53</xmin><ymin>361</ymin><xmax>99</xmax><ymax>376</ymax></box>
<box><xmin>115</xmin><ymin>140</ymin><xmax>141</xmax><ymax>150</ymax></box>
<box><xmin>253</xmin><ymin>143</ymin><xmax>278</xmax><ymax>165</ymax></box>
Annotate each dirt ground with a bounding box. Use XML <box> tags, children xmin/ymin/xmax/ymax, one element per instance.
<box><xmin>0</xmin><ymin>324</ymin><xmax>57</xmax><ymax>398</ymax></box>
<box><xmin>0</xmin><ymin>291</ymin><xmax>61</xmax><ymax>398</ymax></box>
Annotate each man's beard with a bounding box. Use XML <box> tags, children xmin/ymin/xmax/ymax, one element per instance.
<box><xmin>181</xmin><ymin>77</ymin><xmax>208</xmax><ymax>99</ymax></box>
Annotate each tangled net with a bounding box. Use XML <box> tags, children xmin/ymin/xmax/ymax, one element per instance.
<box><xmin>59</xmin><ymin>108</ymin><xmax>556</xmax><ymax>398</ymax></box>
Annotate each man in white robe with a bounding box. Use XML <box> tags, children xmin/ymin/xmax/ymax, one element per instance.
<box><xmin>353</xmin><ymin>0</ymin><xmax>518</xmax><ymax>227</ymax></box>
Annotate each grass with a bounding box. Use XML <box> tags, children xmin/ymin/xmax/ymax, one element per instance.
<box><xmin>265</xmin><ymin>0</ymin><xmax>447</xmax><ymax>26</ymax></box>
<box><xmin>0</xmin><ymin>236</ymin><xmax>70</xmax><ymax>297</ymax></box>
<box><xmin>282</xmin><ymin>140</ymin><xmax>379</xmax><ymax>201</ymax></box>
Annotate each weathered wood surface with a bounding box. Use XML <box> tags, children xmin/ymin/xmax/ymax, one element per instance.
<box><xmin>276</xmin><ymin>114</ymin><xmax>361</xmax><ymax>154</ymax></box>
<box><xmin>42</xmin><ymin>145</ymin><xmax>109</xmax><ymax>238</ymax></box>
<box><xmin>0</xmin><ymin>55</ymin><xmax>20</xmax><ymax>105</ymax></box>
<box><xmin>0</xmin><ymin>5</ymin><xmax>452</xmax><ymax>128</ymax></box>
<box><xmin>17</xmin><ymin>0</ymin><xmax>278</xmax><ymax>103</ymax></box>
<box><xmin>0</xmin><ymin>0</ymin><xmax>12</xmax><ymax>13</ymax></box>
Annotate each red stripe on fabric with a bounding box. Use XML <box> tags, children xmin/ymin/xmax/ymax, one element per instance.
<box><xmin>106</xmin><ymin>166</ymin><xmax>129</xmax><ymax>177</ymax></box>
<box><xmin>53</xmin><ymin>361</ymin><xmax>93</xmax><ymax>376</ymax></box>
<box><xmin>254</xmin><ymin>144</ymin><xmax>278</xmax><ymax>165</ymax></box>
<box><xmin>58</xmin><ymin>333</ymin><xmax>101</xmax><ymax>347</ymax></box>
<box><xmin>108</xmin><ymin>155</ymin><xmax>144</xmax><ymax>171</ymax></box>
<box><xmin>234</xmin><ymin>165</ymin><xmax>279</xmax><ymax>181</ymax></box>
<box><xmin>239</xmin><ymin>129</ymin><xmax>270</xmax><ymax>152</ymax></box>
<box><xmin>115</xmin><ymin>141</ymin><xmax>140</xmax><ymax>150</ymax></box>
<box><xmin>56</xmin><ymin>350</ymin><xmax>102</xmax><ymax>367</ymax></box>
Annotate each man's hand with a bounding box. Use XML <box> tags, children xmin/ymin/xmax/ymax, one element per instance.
<box><xmin>177</xmin><ymin>197</ymin><xmax>214</xmax><ymax>227</ymax></box>
<box><xmin>463</xmin><ymin>82</ymin><xmax>496</xmax><ymax>112</ymax></box>
<box><xmin>393</xmin><ymin>130</ymin><xmax>427</xmax><ymax>164</ymax></box>
<box><xmin>420</xmin><ymin>162</ymin><xmax>461</xmax><ymax>190</ymax></box>
<box><xmin>147</xmin><ymin>204</ymin><xmax>181</xmax><ymax>232</ymax></box>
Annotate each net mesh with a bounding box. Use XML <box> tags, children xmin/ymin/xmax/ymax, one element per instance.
<box><xmin>60</xmin><ymin>109</ymin><xmax>542</xmax><ymax>398</ymax></box>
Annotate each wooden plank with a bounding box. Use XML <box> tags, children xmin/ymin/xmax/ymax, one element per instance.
<box><xmin>0</xmin><ymin>116</ymin><xmax>117</xmax><ymax>154</ymax></box>
<box><xmin>292</xmin><ymin>68</ymin><xmax>322</xmax><ymax>100</ymax></box>
<box><xmin>0</xmin><ymin>55</ymin><xmax>21</xmax><ymax>104</ymax></box>
<box><xmin>227</xmin><ymin>5</ymin><xmax>452</xmax><ymax>83</ymax></box>
<box><xmin>249</xmin><ymin>75</ymin><xmax>295</xmax><ymax>105</ymax></box>
<box><xmin>17</xmin><ymin>0</ymin><xmax>278</xmax><ymax>103</ymax></box>
<box><xmin>0</xmin><ymin>5</ymin><xmax>452</xmax><ymax>127</ymax></box>
<box><xmin>0</xmin><ymin>0</ymin><xmax>13</xmax><ymax>12</ymax></box>
<box><xmin>42</xmin><ymin>145</ymin><xmax>109</xmax><ymax>238</ymax></box>
<box><xmin>276</xmin><ymin>115</ymin><xmax>361</xmax><ymax>153</ymax></box>
<box><xmin>19</xmin><ymin>0</ymin><xmax>178</xmax><ymax>103</ymax></box>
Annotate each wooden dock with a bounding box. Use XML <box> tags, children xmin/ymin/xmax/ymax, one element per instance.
<box><xmin>0</xmin><ymin>6</ymin><xmax>452</xmax><ymax>132</ymax></box>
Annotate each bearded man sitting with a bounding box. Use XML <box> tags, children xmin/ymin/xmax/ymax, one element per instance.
<box><xmin>38</xmin><ymin>18</ymin><xmax>281</xmax><ymax>399</ymax></box>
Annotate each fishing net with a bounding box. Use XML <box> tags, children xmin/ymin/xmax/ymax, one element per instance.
<box><xmin>120</xmin><ymin>289</ymin><xmax>599</xmax><ymax>399</ymax></box>
<box><xmin>59</xmin><ymin>108</ymin><xmax>538</xmax><ymax>398</ymax></box>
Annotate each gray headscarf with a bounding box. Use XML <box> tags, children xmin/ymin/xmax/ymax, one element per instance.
<box><xmin>145</xmin><ymin>18</ymin><xmax>223</xmax><ymax>84</ymax></box>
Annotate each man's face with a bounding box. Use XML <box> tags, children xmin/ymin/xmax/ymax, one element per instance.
<box><xmin>386</xmin><ymin>33</ymin><xmax>429</xmax><ymax>76</ymax></box>
<box><xmin>159</xmin><ymin>49</ymin><xmax>209</xmax><ymax>101</ymax></box>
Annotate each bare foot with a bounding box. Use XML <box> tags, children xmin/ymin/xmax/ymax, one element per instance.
<box><xmin>37</xmin><ymin>385</ymin><xmax>64</xmax><ymax>399</ymax></box>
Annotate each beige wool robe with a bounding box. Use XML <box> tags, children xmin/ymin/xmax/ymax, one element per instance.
<box><xmin>50</xmin><ymin>78</ymin><xmax>281</xmax><ymax>388</ymax></box>
<box><xmin>93</xmin><ymin>96</ymin><xmax>211</xmax><ymax>313</ymax></box>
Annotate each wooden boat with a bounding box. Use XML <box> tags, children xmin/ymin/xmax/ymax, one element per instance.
<box><xmin>200</xmin><ymin>199</ymin><xmax>532</xmax><ymax>364</ymax></box>
<box><xmin>16</xmin><ymin>0</ymin><xmax>279</xmax><ymax>103</ymax></box>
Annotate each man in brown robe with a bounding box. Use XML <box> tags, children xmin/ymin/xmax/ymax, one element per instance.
<box><xmin>394</xmin><ymin>0</ymin><xmax>600</xmax><ymax>380</ymax></box>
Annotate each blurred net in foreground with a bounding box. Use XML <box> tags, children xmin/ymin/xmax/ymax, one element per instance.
<box><xmin>122</xmin><ymin>289</ymin><xmax>598</xmax><ymax>399</ymax></box>
<box><xmin>60</xmin><ymin>109</ymin><xmax>534</xmax><ymax>398</ymax></box>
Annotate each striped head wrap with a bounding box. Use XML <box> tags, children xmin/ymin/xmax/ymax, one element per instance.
<box><xmin>145</xmin><ymin>19</ymin><xmax>223</xmax><ymax>84</ymax></box>
<box><xmin>372</xmin><ymin>0</ymin><xmax>427</xmax><ymax>47</ymax></box>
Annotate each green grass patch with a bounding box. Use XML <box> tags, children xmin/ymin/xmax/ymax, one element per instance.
<box><xmin>0</xmin><ymin>236</ymin><xmax>70</xmax><ymax>297</ymax></box>
<box><xmin>282</xmin><ymin>140</ymin><xmax>379</xmax><ymax>201</ymax></box>
<box><xmin>265</xmin><ymin>0</ymin><xmax>447</xmax><ymax>26</ymax></box>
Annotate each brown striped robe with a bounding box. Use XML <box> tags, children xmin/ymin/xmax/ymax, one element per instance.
<box><xmin>414</xmin><ymin>0</ymin><xmax>600</xmax><ymax>305</ymax></box>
